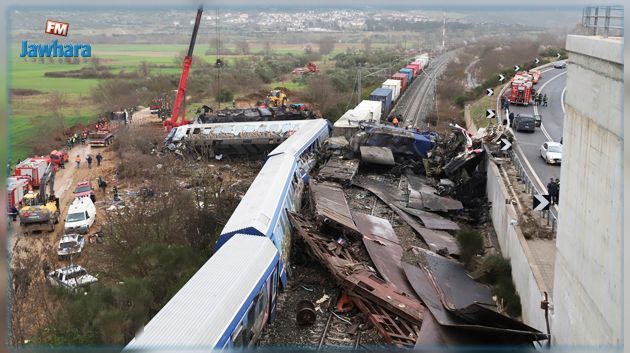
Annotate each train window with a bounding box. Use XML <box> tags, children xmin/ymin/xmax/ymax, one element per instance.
<box><xmin>231</xmin><ymin>325</ymin><xmax>244</xmax><ymax>348</ymax></box>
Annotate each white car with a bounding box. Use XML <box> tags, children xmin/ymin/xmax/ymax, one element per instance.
<box><xmin>47</xmin><ymin>264</ymin><xmax>98</xmax><ymax>291</ymax></box>
<box><xmin>64</xmin><ymin>197</ymin><xmax>96</xmax><ymax>234</ymax></box>
<box><xmin>540</xmin><ymin>141</ymin><xmax>562</xmax><ymax>164</ymax></box>
<box><xmin>57</xmin><ymin>234</ymin><xmax>85</xmax><ymax>259</ymax></box>
<box><xmin>553</xmin><ymin>60</ymin><xmax>567</xmax><ymax>69</ymax></box>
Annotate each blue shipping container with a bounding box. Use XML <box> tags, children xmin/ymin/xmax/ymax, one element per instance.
<box><xmin>368</xmin><ymin>88</ymin><xmax>392</xmax><ymax>115</ymax></box>
<box><xmin>399</xmin><ymin>68</ymin><xmax>413</xmax><ymax>82</ymax></box>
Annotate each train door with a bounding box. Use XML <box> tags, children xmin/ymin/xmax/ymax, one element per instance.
<box><xmin>269</xmin><ymin>266</ymin><xmax>279</xmax><ymax>320</ymax></box>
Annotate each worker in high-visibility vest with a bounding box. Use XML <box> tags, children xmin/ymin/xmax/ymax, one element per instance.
<box><xmin>75</xmin><ymin>155</ymin><xmax>81</xmax><ymax>168</ymax></box>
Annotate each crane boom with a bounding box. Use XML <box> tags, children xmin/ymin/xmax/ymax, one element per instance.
<box><xmin>165</xmin><ymin>6</ymin><xmax>203</xmax><ymax>131</ymax></box>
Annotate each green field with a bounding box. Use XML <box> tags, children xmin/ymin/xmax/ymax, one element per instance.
<box><xmin>8</xmin><ymin>41</ymin><xmax>350</xmax><ymax>160</ymax></box>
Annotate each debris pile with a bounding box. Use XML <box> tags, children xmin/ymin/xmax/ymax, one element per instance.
<box><xmin>194</xmin><ymin>104</ymin><xmax>317</xmax><ymax>124</ymax></box>
<box><xmin>273</xmin><ymin>120</ymin><xmax>548</xmax><ymax>348</ymax></box>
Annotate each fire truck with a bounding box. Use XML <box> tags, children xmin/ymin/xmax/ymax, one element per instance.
<box><xmin>507</xmin><ymin>72</ymin><xmax>533</xmax><ymax>106</ymax></box>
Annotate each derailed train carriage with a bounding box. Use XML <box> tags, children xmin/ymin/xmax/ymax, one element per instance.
<box><xmin>126</xmin><ymin>119</ymin><xmax>331</xmax><ymax>351</ymax></box>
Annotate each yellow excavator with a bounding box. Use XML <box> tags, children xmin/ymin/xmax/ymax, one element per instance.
<box><xmin>266</xmin><ymin>90</ymin><xmax>287</xmax><ymax>107</ymax></box>
<box><xmin>19</xmin><ymin>163</ymin><xmax>60</xmax><ymax>234</ymax></box>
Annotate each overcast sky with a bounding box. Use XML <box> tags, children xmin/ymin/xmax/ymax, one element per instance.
<box><xmin>0</xmin><ymin>0</ymin><xmax>612</xmax><ymax>7</ymax></box>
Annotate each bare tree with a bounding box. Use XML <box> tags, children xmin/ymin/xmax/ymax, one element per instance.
<box><xmin>236</xmin><ymin>41</ymin><xmax>250</xmax><ymax>55</ymax></box>
<box><xmin>318</xmin><ymin>36</ymin><xmax>336</xmax><ymax>55</ymax></box>
<box><xmin>264</xmin><ymin>41</ymin><xmax>272</xmax><ymax>56</ymax></box>
<box><xmin>46</xmin><ymin>92</ymin><xmax>68</xmax><ymax>137</ymax></box>
<box><xmin>306</xmin><ymin>75</ymin><xmax>340</xmax><ymax>118</ymax></box>
<box><xmin>362</xmin><ymin>37</ymin><xmax>372</xmax><ymax>52</ymax></box>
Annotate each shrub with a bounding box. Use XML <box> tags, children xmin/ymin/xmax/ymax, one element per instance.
<box><xmin>456</xmin><ymin>227</ymin><xmax>484</xmax><ymax>268</ymax></box>
<box><xmin>473</xmin><ymin>254</ymin><xmax>522</xmax><ymax>317</ymax></box>
<box><xmin>215</xmin><ymin>89</ymin><xmax>234</xmax><ymax>103</ymax></box>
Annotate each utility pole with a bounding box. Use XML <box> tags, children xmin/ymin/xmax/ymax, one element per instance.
<box><xmin>216</xmin><ymin>8</ymin><xmax>221</xmax><ymax>110</ymax></box>
<box><xmin>441</xmin><ymin>12</ymin><xmax>446</xmax><ymax>53</ymax></box>
<box><xmin>357</xmin><ymin>68</ymin><xmax>362</xmax><ymax>105</ymax></box>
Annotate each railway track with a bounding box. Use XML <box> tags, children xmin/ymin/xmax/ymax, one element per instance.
<box><xmin>317</xmin><ymin>310</ymin><xmax>361</xmax><ymax>350</ymax></box>
<box><xmin>392</xmin><ymin>52</ymin><xmax>453</xmax><ymax>128</ymax></box>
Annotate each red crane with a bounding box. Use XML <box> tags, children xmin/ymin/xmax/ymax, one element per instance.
<box><xmin>164</xmin><ymin>6</ymin><xmax>203</xmax><ymax>131</ymax></box>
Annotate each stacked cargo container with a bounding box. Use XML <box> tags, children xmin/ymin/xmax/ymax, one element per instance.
<box><xmin>382</xmin><ymin>79</ymin><xmax>401</xmax><ymax>102</ymax></box>
<box><xmin>368</xmin><ymin>88</ymin><xmax>393</xmax><ymax>116</ymax></box>
<box><xmin>333</xmin><ymin>100</ymin><xmax>382</xmax><ymax>138</ymax></box>
<box><xmin>332</xmin><ymin>53</ymin><xmax>431</xmax><ymax>137</ymax></box>
<box><xmin>391</xmin><ymin>73</ymin><xmax>408</xmax><ymax>91</ymax></box>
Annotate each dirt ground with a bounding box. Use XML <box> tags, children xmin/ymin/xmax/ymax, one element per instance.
<box><xmin>8</xmin><ymin>109</ymin><xmax>155</xmax><ymax>345</ymax></box>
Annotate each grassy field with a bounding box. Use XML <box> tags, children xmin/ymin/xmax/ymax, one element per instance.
<box><xmin>469</xmin><ymin>84</ymin><xmax>503</xmax><ymax>129</ymax></box>
<box><xmin>8</xmin><ymin>41</ymin><xmax>361</xmax><ymax>160</ymax></box>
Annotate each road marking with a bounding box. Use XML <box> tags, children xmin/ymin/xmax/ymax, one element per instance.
<box><xmin>515</xmin><ymin>143</ymin><xmax>547</xmax><ymax>193</ymax></box>
<box><xmin>561</xmin><ymin>87</ymin><xmax>567</xmax><ymax>114</ymax></box>
<box><xmin>534</xmin><ymin>70</ymin><xmax>567</xmax><ymax>142</ymax></box>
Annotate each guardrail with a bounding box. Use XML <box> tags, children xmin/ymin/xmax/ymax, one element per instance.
<box><xmin>581</xmin><ymin>6</ymin><xmax>624</xmax><ymax>37</ymax></box>
<box><xmin>507</xmin><ymin>149</ymin><xmax>557</xmax><ymax>233</ymax></box>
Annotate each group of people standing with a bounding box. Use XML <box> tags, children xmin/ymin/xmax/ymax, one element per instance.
<box><xmin>547</xmin><ymin>178</ymin><xmax>561</xmax><ymax>205</ymax></box>
<box><xmin>74</xmin><ymin>152</ymin><xmax>103</xmax><ymax>169</ymax></box>
<box><xmin>533</xmin><ymin>92</ymin><xmax>548</xmax><ymax>106</ymax></box>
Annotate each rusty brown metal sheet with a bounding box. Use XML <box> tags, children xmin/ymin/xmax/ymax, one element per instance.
<box><xmin>350</xmin><ymin>295</ymin><xmax>419</xmax><ymax>348</ymax></box>
<box><xmin>402</xmin><ymin>262</ymin><xmax>546</xmax><ymax>345</ymax></box>
<box><xmin>353</xmin><ymin>179</ymin><xmax>461</xmax><ymax>256</ymax></box>
<box><xmin>415</xmin><ymin>247</ymin><xmax>493</xmax><ymax>310</ymax></box>
<box><xmin>399</xmin><ymin>206</ymin><xmax>461</xmax><ymax>232</ymax></box>
<box><xmin>346</xmin><ymin>271</ymin><xmax>424</xmax><ymax>325</ymax></box>
<box><xmin>352</xmin><ymin>212</ymin><xmax>399</xmax><ymax>244</ymax></box>
<box><xmin>310</xmin><ymin>181</ymin><xmax>360</xmax><ymax>235</ymax></box>
<box><xmin>317</xmin><ymin>158</ymin><xmax>360</xmax><ymax>186</ymax></box>
<box><xmin>288</xmin><ymin>212</ymin><xmax>367</xmax><ymax>279</ymax></box>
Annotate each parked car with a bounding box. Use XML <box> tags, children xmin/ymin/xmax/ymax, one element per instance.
<box><xmin>47</xmin><ymin>264</ymin><xmax>97</xmax><ymax>291</ymax></box>
<box><xmin>511</xmin><ymin>114</ymin><xmax>537</xmax><ymax>132</ymax></box>
<box><xmin>553</xmin><ymin>60</ymin><xmax>567</xmax><ymax>69</ymax></box>
<box><xmin>64</xmin><ymin>197</ymin><xmax>96</xmax><ymax>234</ymax></box>
<box><xmin>73</xmin><ymin>181</ymin><xmax>96</xmax><ymax>202</ymax></box>
<box><xmin>540</xmin><ymin>141</ymin><xmax>563</xmax><ymax>164</ymax></box>
<box><xmin>57</xmin><ymin>234</ymin><xmax>85</xmax><ymax>259</ymax></box>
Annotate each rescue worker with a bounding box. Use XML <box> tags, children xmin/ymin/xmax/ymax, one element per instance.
<box><xmin>97</xmin><ymin>176</ymin><xmax>107</xmax><ymax>194</ymax></box>
<box><xmin>232</xmin><ymin>99</ymin><xmax>236</xmax><ymax>108</ymax></box>
<box><xmin>96</xmin><ymin>152</ymin><xmax>103</xmax><ymax>167</ymax></box>
<box><xmin>86</xmin><ymin>155</ymin><xmax>93</xmax><ymax>169</ymax></box>
<box><xmin>10</xmin><ymin>205</ymin><xmax>19</xmax><ymax>221</ymax></box>
<box><xmin>42</xmin><ymin>260</ymin><xmax>51</xmax><ymax>279</ymax></box>
<box><xmin>112</xmin><ymin>185</ymin><xmax>120</xmax><ymax>202</ymax></box>
<box><xmin>59</xmin><ymin>157</ymin><xmax>65</xmax><ymax>169</ymax></box>
<box><xmin>543</xmin><ymin>94</ymin><xmax>548</xmax><ymax>107</ymax></box>
<box><xmin>547</xmin><ymin>178</ymin><xmax>558</xmax><ymax>205</ymax></box>
<box><xmin>75</xmin><ymin>155</ymin><xmax>81</xmax><ymax>168</ymax></box>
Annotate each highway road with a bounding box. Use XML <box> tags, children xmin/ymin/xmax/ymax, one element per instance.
<box><xmin>500</xmin><ymin>66</ymin><xmax>567</xmax><ymax>216</ymax></box>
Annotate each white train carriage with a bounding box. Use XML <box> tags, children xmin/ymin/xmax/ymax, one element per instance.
<box><xmin>125</xmin><ymin>234</ymin><xmax>284</xmax><ymax>351</ymax></box>
<box><xmin>216</xmin><ymin>119</ymin><xmax>330</xmax><ymax>275</ymax></box>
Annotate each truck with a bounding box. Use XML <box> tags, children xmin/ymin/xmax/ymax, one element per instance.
<box><xmin>507</xmin><ymin>71</ymin><xmax>533</xmax><ymax>106</ymax></box>
<box><xmin>19</xmin><ymin>163</ymin><xmax>60</xmax><ymax>234</ymax></box>
<box><xmin>7</xmin><ymin>176</ymin><xmax>30</xmax><ymax>212</ymax></box>
<box><xmin>87</xmin><ymin>130</ymin><xmax>115</xmax><ymax>147</ymax></box>
<box><xmin>14</xmin><ymin>157</ymin><xmax>49</xmax><ymax>188</ymax></box>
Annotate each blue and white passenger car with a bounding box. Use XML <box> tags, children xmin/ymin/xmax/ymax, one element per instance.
<box><xmin>125</xmin><ymin>234</ymin><xmax>285</xmax><ymax>351</ymax></box>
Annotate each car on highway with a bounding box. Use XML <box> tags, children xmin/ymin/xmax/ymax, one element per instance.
<box><xmin>511</xmin><ymin>114</ymin><xmax>537</xmax><ymax>132</ymax></box>
<box><xmin>73</xmin><ymin>180</ymin><xmax>95</xmax><ymax>202</ymax></box>
<box><xmin>553</xmin><ymin>60</ymin><xmax>567</xmax><ymax>69</ymax></box>
<box><xmin>46</xmin><ymin>264</ymin><xmax>98</xmax><ymax>291</ymax></box>
<box><xmin>57</xmin><ymin>234</ymin><xmax>85</xmax><ymax>259</ymax></box>
<box><xmin>540</xmin><ymin>141</ymin><xmax>563</xmax><ymax>165</ymax></box>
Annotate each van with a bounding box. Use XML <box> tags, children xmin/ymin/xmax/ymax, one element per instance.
<box><xmin>512</xmin><ymin>114</ymin><xmax>536</xmax><ymax>132</ymax></box>
<box><xmin>64</xmin><ymin>197</ymin><xmax>96</xmax><ymax>234</ymax></box>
